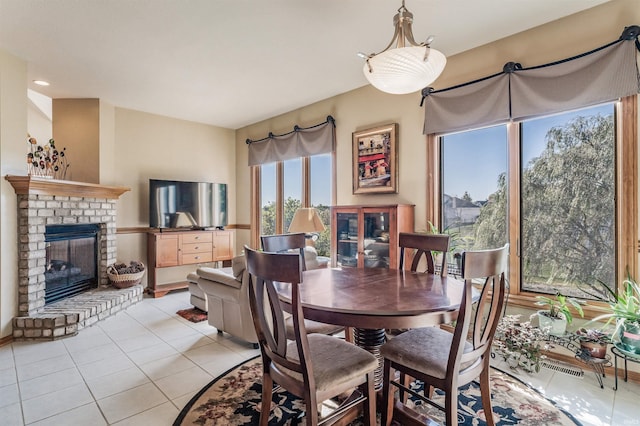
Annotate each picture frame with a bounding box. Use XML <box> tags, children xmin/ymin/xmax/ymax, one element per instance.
<box><xmin>352</xmin><ymin>123</ymin><xmax>398</xmax><ymax>194</ymax></box>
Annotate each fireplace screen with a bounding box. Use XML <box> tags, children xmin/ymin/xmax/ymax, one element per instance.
<box><xmin>45</xmin><ymin>224</ymin><xmax>99</xmax><ymax>304</ymax></box>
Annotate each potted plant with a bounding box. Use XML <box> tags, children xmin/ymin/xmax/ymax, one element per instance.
<box><xmin>493</xmin><ymin>314</ymin><xmax>550</xmax><ymax>373</ymax></box>
<box><xmin>574</xmin><ymin>327</ymin><xmax>610</xmax><ymax>359</ymax></box>
<box><xmin>535</xmin><ymin>292</ymin><xmax>584</xmax><ymax>336</ymax></box>
<box><xmin>586</xmin><ymin>277</ymin><xmax>640</xmax><ymax>356</ymax></box>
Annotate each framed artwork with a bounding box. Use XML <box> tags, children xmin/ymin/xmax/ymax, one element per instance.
<box><xmin>352</xmin><ymin>123</ymin><xmax>398</xmax><ymax>194</ymax></box>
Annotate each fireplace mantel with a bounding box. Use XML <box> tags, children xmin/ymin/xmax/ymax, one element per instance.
<box><xmin>5</xmin><ymin>175</ymin><xmax>130</xmax><ymax>199</ymax></box>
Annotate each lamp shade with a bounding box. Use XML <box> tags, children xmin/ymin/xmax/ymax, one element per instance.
<box><xmin>363</xmin><ymin>46</ymin><xmax>446</xmax><ymax>95</ymax></box>
<box><xmin>288</xmin><ymin>208</ymin><xmax>325</xmax><ymax>233</ymax></box>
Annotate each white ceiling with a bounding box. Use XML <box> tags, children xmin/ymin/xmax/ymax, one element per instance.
<box><xmin>0</xmin><ymin>0</ymin><xmax>608</xmax><ymax>129</ymax></box>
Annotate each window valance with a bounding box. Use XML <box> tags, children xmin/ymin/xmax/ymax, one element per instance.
<box><xmin>246</xmin><ymin>116</ymin><xmax>335</xmax><ymax>166</ymax></box>
<box><xmin>422</xmin><ymin>26</ymin><xmax>640</xmax><ymax>135</ymax></box>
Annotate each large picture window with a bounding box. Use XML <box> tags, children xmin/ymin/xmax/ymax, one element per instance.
<box><xmin>437</xmin><ymin>100</ymin><xmax>633</xmax><ymax>300</ymax></box>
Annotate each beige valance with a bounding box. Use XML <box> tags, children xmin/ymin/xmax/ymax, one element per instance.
<box><xmin>423</xmin><ymin>27</ymin><xmax>640</xmax><ymax>135</ymax></box>
<box><xmin>247</xmin><ymin>116</ymin><xmax>335</xmax><ymax>166</ymax></box>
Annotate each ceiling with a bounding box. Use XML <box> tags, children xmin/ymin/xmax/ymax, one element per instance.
<box><xmin>0</xmin><ymin>0</ymin><xmax>609</xmax><ymax>130</ymax></box>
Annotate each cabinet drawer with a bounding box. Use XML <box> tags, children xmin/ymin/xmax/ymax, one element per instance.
<box><xmin>181</xmin><ymin>242</ymin><xmax>212</xmax><ymax>254</ymax></box>
<box><xmin>180</xmin><ymin>252</ymin><xmax>213</xmax><ymax>264</ymax></box>
<box><xmin>181</xmin><ymin>232</ymin><xmax>213</xmax><ymax>244</ymax></box>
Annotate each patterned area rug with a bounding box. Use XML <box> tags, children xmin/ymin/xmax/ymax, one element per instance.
<box><xmin>176</xmin><ymin>308</ymin><xmax>208</xmax><ymax>323</ymax></box>
<box><xmin>174</xmin><ymin>356</ymin><xmax>581</xmax><ymax>426</ymax></box>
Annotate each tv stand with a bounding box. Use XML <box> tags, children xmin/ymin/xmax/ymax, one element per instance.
<box><xmin>146</xmin><ymin>229</ymin><xmax>233</xmax><ymax>297</ymax></box>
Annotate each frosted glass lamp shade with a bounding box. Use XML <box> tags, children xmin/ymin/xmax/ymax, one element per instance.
<box><xmin>363</xmin><ymin>46</ymin><xmax>446</xmax><ymax>95</ymax></box>
<box><xmin>288</xmin><ymin>208</ymin><xmax>325</xmax><ymax>233</ymax></box>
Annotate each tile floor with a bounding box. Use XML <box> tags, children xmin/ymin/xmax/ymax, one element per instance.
<box><xmin>0</xmin><ymin>290</ymin><xmax>638</xmax><ymax>425</ymax></box>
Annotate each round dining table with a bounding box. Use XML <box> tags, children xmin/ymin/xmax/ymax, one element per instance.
<box><xmin>274</xmin><ymin>266</ymin><xmax>475</xmax><ymax>388</ymax></box>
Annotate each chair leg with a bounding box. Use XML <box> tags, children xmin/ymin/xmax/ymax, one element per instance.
<box><xmin>345</xmin><ymin>327</ymin><xmax>354</xmax><ymax>343</ymax></box>
<box><xmin>381</xmin><ymin>360</ymin><xmax>394</xmax><ymax>426</ymax></box>
<box><xmin>480</xmin><ymin>366</ymin><xmax>496</xmax><ymax>426</ymax></box>
<box><xmin>444</xmin><ymin>390</ymin><xmax>458</xmax><ymax>426</ymax></box>
<box><xmin>425</xmin><ymin>383</ymin><xmax>434</xmax><ymax>399</ymax></box>
<box><xmin>260</xmin><ymin>374</ymin><xmax>273</xmax><ymax>426</ymax></box>
<box><xmin>400</xmin><ymin>372</ymin><xmax>412</xmax><ymax>403</ymax></box>
<box><xmin>306</xmin><ymin>391</ymin><xmax>319</xmax><ymax>426</ymax></box>
<box><xmin>362</xmin><ymin>372</ymin><xmax>376</xmax><ymax>426</ymax></box>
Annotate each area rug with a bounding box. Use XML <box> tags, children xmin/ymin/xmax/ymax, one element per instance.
<box><xmin>176</xmin><ymin>308</ymin><xmax>208</xmax><ymax>323</ymax></box>
<box><xmin>174</xmin><ymin>356</ymin><xmax>581</xmax><ymax>426</ymax></box>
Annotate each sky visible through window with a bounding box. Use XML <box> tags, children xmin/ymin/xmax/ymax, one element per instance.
<box><xmin>444</xmin><ymin>103</ymin><xmax>613</xmax><ymax>201</ymax></box>
<box><xmin>261</xmin><ymin>154</ymin><xmax>331</xmax><ymax>207</ymax></box>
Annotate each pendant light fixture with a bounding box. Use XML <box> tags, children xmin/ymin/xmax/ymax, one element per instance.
<box><xmin>358</xmin><ymin>0</ymin><xmax>446</xmax><ymax>95</ymax></box>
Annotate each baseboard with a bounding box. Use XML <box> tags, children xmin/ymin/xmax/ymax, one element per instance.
<box><xmin>0</xmin><ymin>334</ymin><xmax>13</xmax><ymax>347</ymax></box>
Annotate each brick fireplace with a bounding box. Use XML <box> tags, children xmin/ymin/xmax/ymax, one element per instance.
<box><xmin>6</xmin><ymin>175</ymin><xmax>142</xmax><ymax>340</ymax></box>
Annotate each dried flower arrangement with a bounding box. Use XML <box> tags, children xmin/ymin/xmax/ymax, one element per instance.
<box><xmin>27</xmin><ymin>135</ymin><xmax>70</xmax><ymax>179</ymax></box>
<box><xmin>493</xmin><ymin>314</ymin><xmax>551</xmax><ymax>373</ymax></box>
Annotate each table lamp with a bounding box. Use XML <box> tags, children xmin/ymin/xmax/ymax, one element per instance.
<box><xmin>288</xmin><ymin>207</ymin><xmax>325</xmax><ymax>244</ymax></box>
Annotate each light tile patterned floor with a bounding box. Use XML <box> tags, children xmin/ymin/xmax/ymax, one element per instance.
<box><xmin>0</xmin><ymin>290</ymin><xmax>638</xmax><ymax>425</ymax></box>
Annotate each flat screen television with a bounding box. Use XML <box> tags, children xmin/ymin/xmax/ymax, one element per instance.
<box><xmin>149</xmin><ymin>179</ymin><xmax>227</xmax><ymax>229</ymax></box>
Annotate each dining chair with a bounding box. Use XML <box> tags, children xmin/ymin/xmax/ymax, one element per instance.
<box><xmin>244</xmin><ymin>246</ymin><xmax>378</xmax><ymax>426</ymax></box>
<box><xmin>380</xmin><ymin>244</ymin><xmax>509</xmax><ymax>426</ymax></box>
<box><xmin>398</xmin><ymin>232</ymin><xmax>450</xmax><ymax>275</ymax></box>
<box><xmin>261</xmin><ymin>233</ymin><xmax>309</xmax><ymax>270</ymax></box>
<box><xmin>261</xmin><ymin>233</ymin><xmax>345</xmax><ymax>340</ymax></box>
<box><xmin>387</xmin><ymin>233</ymin><xmax>451</xmax><ymax>339</ymax></box>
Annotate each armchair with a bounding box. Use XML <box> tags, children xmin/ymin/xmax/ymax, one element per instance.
<box><xmin>195</xmin><ymin>255</ymin><xmax>258</xmax><ymax>346</ymax></box>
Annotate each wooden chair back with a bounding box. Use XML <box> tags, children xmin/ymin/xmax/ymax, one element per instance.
<box><xmin>261</xmin><ymin>232</ymin><xmax>308</xmax><ymax>271</ymax></box>
<box><xmin>398</xmin><ymin>232</ymin><xmax>450</xmax><ymax>275</ymax></box>
<box><xmin>451</xmin><ymin>244</ymin><xmax>508</xmax><ymax>384</ymax></box>
<box><xmin>244</xmin><ymin>246</ymin><xmax>313</xmax><ymax>391</ymax></box>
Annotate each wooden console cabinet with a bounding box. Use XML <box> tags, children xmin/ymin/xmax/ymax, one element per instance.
<box><xmin>147</xmin><ymin>229</ymin><xmax>233</xmax><ymax>297</ymax></box>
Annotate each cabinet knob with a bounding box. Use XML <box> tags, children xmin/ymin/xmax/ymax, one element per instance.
<box><xmin>194</xmin><ymin>256</ymin><xmax>200</xmax><ymax>260</ymax></box>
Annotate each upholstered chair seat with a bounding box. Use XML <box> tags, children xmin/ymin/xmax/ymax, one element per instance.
<box><xmin>381</xmin><ymin>327</ymin><xmax>474</xmax><ymax>379</ymax></box>
<box><xmin>284</xmin><ymin>317</ymin><xmax>344</xmax><ymax>340</ymax></box>
<box><xmin>283</xmin><ymin>333</ymin><xmax>378</xmax><ymax>392</ymax></box>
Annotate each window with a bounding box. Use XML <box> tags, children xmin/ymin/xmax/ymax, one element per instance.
<box><xmin>436</xmin><ymin>100</ymin><xmax>633</xmax><ymax>300</ymax></box>
<box><xmin>258</xmin><ymin>154</ymin><xmax>333</xmax><ymax>256</ymax></box>
<box><xmin>310</xmin><ymin>154</ymin><xmax>332</xmax><ymax>256</ymax></box>
<box><xmin>283</xmin><ymin>158</ymin><xmax>302</xmax><ymax>232</ymax></box>
<box><xmin>441</xmin><ymin>126</ymin><xmax>508</xmax><ymax>252</ymax></box>
<box><xmin>520</xmin><ymin>104</ymin><xmax>615</xmax><ymax>297</ymax></box>
<box><xmin>260</xmin><ymin>162</ymin><xmax>277</xmax><ymax>236</ymax></box>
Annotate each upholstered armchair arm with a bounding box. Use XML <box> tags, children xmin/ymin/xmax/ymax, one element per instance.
<box><xmin>197</xmin><ymin>267</ymin><xmax>242</xmax><ymax>289</ymax></box>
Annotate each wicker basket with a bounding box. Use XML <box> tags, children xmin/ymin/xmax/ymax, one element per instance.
<box><xmin>107</xmin><ymin>263</ymin><xmax>145</xmax><ymax>289</ymax></box>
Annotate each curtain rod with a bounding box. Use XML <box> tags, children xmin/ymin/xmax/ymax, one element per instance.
<box><xmin>420</xmin><ymin>25</ymin><xmax>640</xmax><ymax>106</ymax></box>
<box><xmin>245</xmin><ymin>115</ymin><xmax>335</xmax><ymax>145</ymax></box>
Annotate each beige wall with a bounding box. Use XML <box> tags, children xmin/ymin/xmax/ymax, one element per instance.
<box><xmin>112</xmin><ymin>108</ymin><xmax>237</xmax><ymax>285</ymax></box>
<box><xmin>0</xmin><ymin>50</ymin><xmax>28</xmax><ymax>338</ymax></box>
<box><xmin>234</xmin><ymin>0</ymin><xmax>640</xmax><ymax>238</ymax></box>
<box><xmin>27</xmin><ymin>97</ymin><xmax>52</xmax><ymax>146</ymax></box>
<box><xmin>53</xmin><ymin>98</ymin><xmax>101</xmax><ymax>183</ymax></box>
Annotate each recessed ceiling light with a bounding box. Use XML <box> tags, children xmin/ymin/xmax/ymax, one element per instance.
<box><xmin>33</xmin><ymin>80</ymin><xmax>50</xmax><ymax>86</ymax></box>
